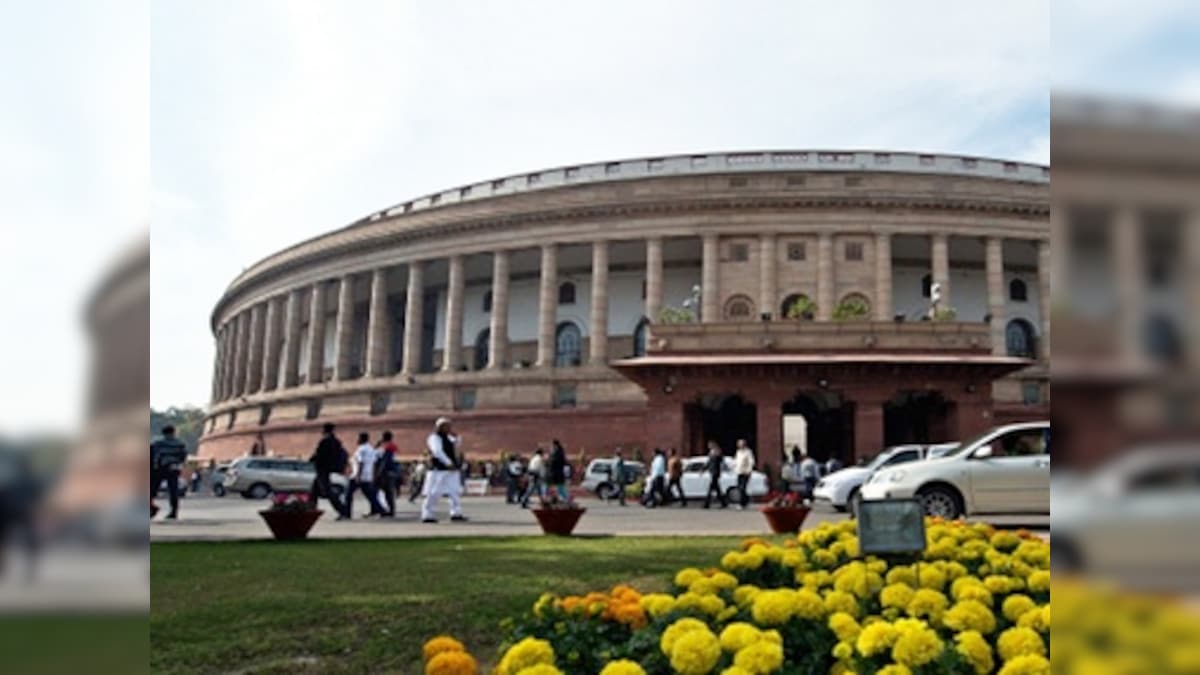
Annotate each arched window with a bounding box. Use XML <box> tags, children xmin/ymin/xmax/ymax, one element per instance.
<box><xmin>833</xmin><ymin>292</ymin><xmax>871</xmax><ymax>320</ymax></box>
<box><xmin>482</xmin><ymin>291</ymin><xmax>492</xmax><ymax>313</ymax></box>
<box><xmin>473</xmin><ymin>328</ymin><xmax>490</xmax><ymax>370</ymax></box>
<box><xmin>555</xmin><ymin>322</ymin><xmax>582</xmax><ymax>367</ymax></box>
<box><xmin>1005</xmin><ymin>319</ymin><xmax>1037</xmax><ymax>358</ymax></box>
<box><xmin>632</xmin><ymin>318</ymin><xmax>649</xmax><ymax>357</ymax></box>
<box><xmin>723</xmin><ymin>294</ymin><xmax>755</xmax><ymax>321</ymax></box>
<box><xmin>558</xmin><ymin>282</ymin><xmax>576</xmax><ymax>305</ymax></box>
<box><xmin>780</xmin><ymin>293</ymin><xmax>815</xmax><ymax>319</ymax></box>
<box><xmin>1144</xmin><ymin>315</ymin><xmax>1182</xmax><ymax>363</ymax></box>
<box><xmin>921</xmin><ymin>274</ymin><xmax>933</xmax><ymax>298</ymax></box>
<box><xmin>1009</xmin><ymin>279</ymin><xmax>1028</xmax><ymax>302</ymax></box>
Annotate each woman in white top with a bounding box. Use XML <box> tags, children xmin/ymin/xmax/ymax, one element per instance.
<box><xmin>346</xmin><ymin>432</ymin><xmax>386</xmax><ymax>518</ymax></box>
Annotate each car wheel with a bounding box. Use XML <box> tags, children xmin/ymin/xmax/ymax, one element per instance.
<box><xmin>916</xmin><ymin>485</ymin><xmax>962</xmax><ymax>519</ymax></box>
<box><xmin>596</xmin><ymin>483</ymin><xmax>616</xmax><ymax>500</ymax></box>
<box><xmin>246</xmin><ymin>483</ymin><xmax>272</xmax><ymax>500</ymax></box>
<box><xmin>725</xmin><ymin>486</ymin><xmax>743</xmax><ymax>504</ymax></box>
<box><xmin>844</xmin><ymin>488</ymin><xmax>862</xmax><ymax>516</ymax></box>
<box><xmin>212</xmin><ymin>484</ymin><xmax>226</xmax><ymax>497</ymax></box>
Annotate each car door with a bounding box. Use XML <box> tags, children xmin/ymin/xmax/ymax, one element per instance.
<box><xmin>967</xmin><ymin>427</ymin><xmax>1049</xmax><ymax>513</ymax></box>
<box><xmin>681</xmin><ymin>459</ymin><xmax>707</xmax><ymax>497</ymax></box>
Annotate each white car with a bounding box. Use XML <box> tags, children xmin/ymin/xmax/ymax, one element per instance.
<box><xmin>813</xmin><ymin>443</ymin><xmax>958</xmax><ymax>512</ymax></box>
<box><xmin>679</xmin><ymin>457</ymin><xmax>769</xmax><ymax>502</ymax></box>
<box><xmin>1052</xmin><ymin>446</ymin><xmax>1200</xmax><ymax>589</ymax></box>
<box><xmin>859</xmin><ymin>421</ymin><xmax>1050</xmax><ymax>519</ymax></box>
<box><xmin>581</xmin><ymin>459</ymin><xmax>646</xmax><ymax>499</ymax></box>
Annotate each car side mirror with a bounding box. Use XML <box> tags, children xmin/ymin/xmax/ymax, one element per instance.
<box><xmin>972</xmin><ymin>445</ymin><xmax>993</xmax><ymax>460</ymax></box>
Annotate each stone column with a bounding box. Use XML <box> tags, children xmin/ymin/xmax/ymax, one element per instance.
<box><xmin>305</xmin><ymin>282</ymin><xmax>327</xmax><ymax>384</ymax></box>
<box><xmin>1113</xmin><ymin>207</ymin><xmax>1143</xmax><ymax>360</ymax></box>
<box><xmin>851</xmin><ymin>395</ymin><xmax>886</xmax><ymax>466</ymax></box>
<box><xmin>229</xmin><ymin>313</ymin><xmax>246</xmax><ymax>396</ymax></box>
<box><xmin>243</xmin><ymin>303</ymin><xmax>266</xmax><ymax>394</ymax></box>
<box><xmin>816</xmin><ymin>232</ymin><xmax>834</xmax><ymax>320</ymax></box>
<box><xmin>590</xmin><ymin>240</ymin><xmax>610</xmax><ymax>364</ymax></box>
<box><xmin>701</xmin><ymin>234</ymin><xmax>719</xmax><ymax>322</ymax></box>
<box><xmin>488</xmin><ymin>250</ymin><xmax>510</xmax><ymax>369</ymax></box>
<box><xmin>401</xmin><ymin>261</ymin><xmax>425</xmax><ymax>376</ymax></box>
<box><xmin>442</xmin><ymin>255</ymin><xmax>465</xmax><ymax>373</ymax></box>
<box><xmin>645</xmin><ymin>237</ymin><xmax>664</xmax><ymax>323</ymax></box>
<box><xmin>986</xmin><ymin>237</ymin><xmax>1006</xmax><ymax>356</ymax></box>
<box><xmin>210</xmin><ymin>329</ymin><xmax>224</xmax><ymax>403</ymax></box>
<box><xmin>1037</xmin><ymin>239</ymin><xmax>1052</xmax><ymax>362</ymax></box>
<box><xmin>333</xmin><ymin>274</ymin><xmax>356</xmax><ymax>381</ymax></box>
<box><xmin>754</xmin><ymin>394</ymin><xmax>784</xmax><ymax>463</ymax></box>
<box><xmin>365</xmin><ymin>267</ymin><xmax>391</xmax><ymax>378</ymax></box>
<box><xmin>260</xmin><ymin>295</ymin><xmax>283</xmax><ymax>391</ymax></box>
<box><xmin>1049</xmin><ymin>200</ymin><xmax>1068</xmax><ymax>303</ymax></box>
<box><xmin>759</xmin><ymin>233</ymin><xmax>777</xmax><ymax>319</ymax></box>
<box><xmin>931</xmin><ymin>233</ymin><xmax>951</xmax><ymax>311</ymax></box>
<box><xmin>280</xmin><ymin>289</ymin><xmax>303</xmax><ymax>388</ymax></box>
<box><xmin>874</xmin><ymin>233</ymin><xmax>893</xmax><ymax>320</ymax></box>
<box><xmin>536</xmin><ymin>244</ymin><xmax>558</xmax><ymax>367</ymax></box>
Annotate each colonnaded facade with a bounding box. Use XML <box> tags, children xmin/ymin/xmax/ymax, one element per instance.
<box><xmin>199</xmin><ymin>150</ymin><xmax>1049</xmax><ymax>464</ymax></box>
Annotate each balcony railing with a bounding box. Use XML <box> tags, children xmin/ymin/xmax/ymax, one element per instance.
<box><xmin>646</xmin><ymin>320</ymin><xmax>991</xmax><ymax>354</ymax></box>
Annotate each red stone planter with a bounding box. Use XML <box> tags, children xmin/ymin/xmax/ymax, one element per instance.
<box><xmin>532</xmin><ymin>508</ymin><xmax>586</xmax><ymax>536</ymax></box>
<box><xmin>761</xmin><ymin>505</ymin><xmax>811</xmax><ymax>534</ymax></box>
<box><xmin>259</xmin><ymin>509</ymin><xmax>324</xmax><ymax>540</ymax></box>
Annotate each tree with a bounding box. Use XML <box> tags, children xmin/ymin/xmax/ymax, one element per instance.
<box><xmin>150</xmin><ymin>406</ymin><xmax>207</xmax><ymax>454</ymax></box>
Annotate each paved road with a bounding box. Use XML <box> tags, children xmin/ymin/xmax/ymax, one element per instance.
<box><xmin>151</xmin><ymin>492</ymin><xmax>1048</xmax><ymax>542</ymax></box>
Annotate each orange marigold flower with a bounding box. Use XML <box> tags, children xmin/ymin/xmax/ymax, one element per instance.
<box><xmin>423</xmin><ymin>636</ymin><xmax>466</xmax><ymax>663</ymax></box>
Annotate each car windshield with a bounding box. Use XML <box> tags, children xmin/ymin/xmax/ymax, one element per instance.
<box><xmin>944</xmin><ymin>428</ymin><xmax>1025</xmax><ymax>457</ymax></box>
<box><xmin>865</xmin><ymin>451</ymin><xmax>901</xmax><ymax>471</ymax></box>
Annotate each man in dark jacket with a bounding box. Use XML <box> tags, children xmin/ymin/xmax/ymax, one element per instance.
<box><xmin>702</xmin><ymin>442</ymin><xmax>728</xmax><ymax>509</ymax></box>
<box><xmin>548</xmin><ymin>440</ymin><xmax>568</xmax><ymax>502</ymax></box>
<box><xmin>150</xmin><ymin>425</ymin><xmax>188</xmax><ymax>519</ymax></box>
<box><xmin>309</xmin><ymin>423</ymin><xmax>349</xmax><ymax>519</ymax></box>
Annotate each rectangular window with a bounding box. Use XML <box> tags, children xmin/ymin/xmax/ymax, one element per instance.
<box><xmin>1021</xmin><ymin>382</ymin><xmax>1042</xmax><ymax>405</ymax></box>
<box><xmin>554</xmin><ymin>384</ymin><xmax>577</xmax><ymax>409</ymax></box>
<box><xmin>457</xmin><ymin>388</ymin><xmax>477</xmax><ymax>411</ymax></box>
<box><xmin>787</xmin><ymin>242</ymin><xmax>806</xmax><ymax>261</ymax></box>
<box><xmin>728</xmin><ymin>243</ymin><xmax>749</xmax><ymax>262</ymax></box>
<box><xmin>844</xmin><ymin>242</ymin><xmax>864</xmax><ymax>261</ymax></box>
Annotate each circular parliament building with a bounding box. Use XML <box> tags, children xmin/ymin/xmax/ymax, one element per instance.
<box><xmin>200</xmin><ymin>150</ymin><xmax>1049</xmax><ymax>465</ymax></box>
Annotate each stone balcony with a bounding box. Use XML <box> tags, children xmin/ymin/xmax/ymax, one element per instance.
<box><xmin>646</xmin><ymin>320</ymin><xmax>992</xmax><ymax>355</ymax></box>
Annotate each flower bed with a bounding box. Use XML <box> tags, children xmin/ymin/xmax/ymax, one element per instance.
<box><xmin>422</xmin><ymin>518</ymin><xmax>1050</xmax><ymax>674</ymax></box>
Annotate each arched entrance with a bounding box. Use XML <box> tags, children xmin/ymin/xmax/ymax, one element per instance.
<box><xmin>781</xmin><ymin>391</ymin><xmax>850</xmax><ymax>464</ymax></box>
<box><xmin>684</xmin><ymin>394</ymin><xmax>756</xmax><ymax>456</ymax></box>
<box><xmin>884</xmin><ymin>391</ymin><xmax>951</xmax><ymax>445</ymax></box>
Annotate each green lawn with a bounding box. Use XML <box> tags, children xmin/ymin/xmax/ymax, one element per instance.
<box><xmin>151</xmin><ymin>536</ymin><xmax>753</xmax><ymax>674</ymax></box>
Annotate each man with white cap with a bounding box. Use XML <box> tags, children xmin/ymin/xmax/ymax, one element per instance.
<box><xmin>421</xmin><ymin>416</ymin><xmax>468</xmax><ymax>523</ymax></box>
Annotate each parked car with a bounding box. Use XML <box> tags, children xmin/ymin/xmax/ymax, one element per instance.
<box><xmin>223</xmin><ymin>457</ymin><xmax>348</xmax><ymax>499</ymax></box>
<box><xmin>813</xmin><ymin>443</ymin><xmax>958</xmax><ymax>512</ymax></box>
<box><xmin>581</xmin><ymin>459</ymin><xmax>645</xmax><ymax>499</ymax></box>
<box><xmin>679</xmin><ymin>456</ymin><xmax>769</xmax><ymax>503</ymax></box>
<box><xmin>859</xmin><ymin>421</ymin><xmax>1050</xmax><ymax>519</ymax></box>
<box><xmin>211</xmin><ymin>464</ymin><xmax>230</xmax><ymax>497</ymax></box>
<box><xmin>1052</xmin><ymin>446</ymin><xmax>1200</xmax><ymax>589</ymax></box>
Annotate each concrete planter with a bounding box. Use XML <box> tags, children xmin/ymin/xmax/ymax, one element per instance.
<box><xmin>761</xmin><ymin>505</ymin><xmax>810</xmax><ymax>534</ymax></box>
<box><xmin>532</xmin><ymin>508</ymin><xmax>586</xmax><ymax>536</ymax></box>
<box><xmin>259</xmin><ymin>509</ymin><xmax>324</xmax><ymax>540</ymax></box>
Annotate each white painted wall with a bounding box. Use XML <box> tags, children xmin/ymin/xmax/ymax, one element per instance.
<box><xmin>892</xmin><ymin>266</ymin><xmax>1042</xmax><ymax>334</ymax></box>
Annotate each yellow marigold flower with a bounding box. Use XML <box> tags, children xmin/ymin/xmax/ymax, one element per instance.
<box><xmin>1026</xmin><ymin>570</ymin><xmax>1050</xmax><ymax>594</ymax></box>
<box><xmin>984</xmin><ymin>575</ymin><xmax>1018</xmax><ymax>595</ymax></box>
<box><xmin>425</xmin><ymin>650</ymin><xmax>478</xmax><ymax>675</ymax></box>
<box><xmin>721</xmin><ymin>551</ymin><xmax>744</xmax><ymax>570</ymax></box>
<box><xmin>829</xmin><ymin>662</ymin><xmax>853</xmax><ymax>675</ymax></box>
<box><xmin>751</xmin><ymin>589</ymin><xmax>796</xmax><ymax>626</ymax></box>
<box><xmin>532</xmin><ymin>593</ymin><xmax>556</xmax><ymax>617</ymax></box>
<box><xmin>760</xmin><ymin>629</ymin><xmax>782</xmax><ymax>644</ymax></box>
<box><xmin>990</xmin><ymin>531</ymin><xmax>1021</xmax><ymax>551</ymax></box>
<box><xmin>926</xmin><ymin>538</ymin><xmax>956</xmax><ymax>560</ymax></box>
<box><xmin>733</xmin><ymin>585</ymin><xmax>762</xmax><ymax>607</ymax></box>
<box><xmin>780</xmin><ymin>550</ymin><xmax>804</xmax><ymax>569</ymax></box>
<box><xmin>660</xmin><ymin>617</ymin><xmax>710</xmax><ymax>655</ymax></box>
<box><xmin>890</xmin><ymin>618</ymin><xmax>943</xmax><ymax>667</ymax></box>
<box><xmin>875</xmin><ymin>665</ymin><xmax>912</xmax><ymax>675</ymax></box>
<box><xmin>598</xmin><ymin>660</ymin><xmax>646</xmax><ymax>675</ymax></box>
<box><xmin>943</xmin><ymin>600</ymin><xmax>997</xmax><ymax>634</ymax></box>
<box><xmin>823</xmin><ymin>589</ymin><xmax>860</xmax><ymax>618</ymax></box>
<box><xmin>954</xmin><ymin>630</ymin><xmax>994</xmax><ymax>675</ymax></box>
<box><xmin>812</xmin><ymin>549</ymin><xmax>838</xmax><ymax>568</ymax></box>
<box><xmin>943</xmin><ymin>561</ymin><xmax>969</xmax><ymax>581</ymax></box>
<box><xmin>801</xmin><ymin>570</ymin><xmax>833</xmax><ymax>590</ymax></box>
<box><xmin>1014</xmin><ymin>541</ymin><xmax>1050</xmax><ymax>568</ymax></box>
<box><xmin>856</xmin><ymin>621</ymin><xmax>899</xmax><ymax>657</ymax></box>
<box><xmin>711</xmin><ymin>572</ymin><xmax>739</xmax><ymax>590</ymax></box>
<box><xmin>689</xmin><ymin>577</ymin><xmax>721</xmax><ymax>596</ymax></box>
<box><xmin>670</xmin><ymin>626</ymin><xmax>721</xmax><ymax>675</ymax></box>
<box><xmin>886</xmin><ymin>566</ymin><xmax>917</xmax><ymax>587</ymax></box>
<box><xmin>997</xmin><ymin>626</ymin><xmax>1046</xmax><ymax>661</ymax></box>
<box><xmin>828</xmin><ymin>612</ymin><xmax>861</xmax><ymax>642</ymax></box>
<box><xmin>905</xmin><ymin>588</ymin><xmax>949</xmax><ymax>623</ymax></box>
<box><xmin>1017</xmin><ymin>605</ymin><xmax>1049</xmax><ymax>632</ymax></box>
<box><xmin>513</xmin><ymin>666</ymin><xmax>562</xmax><ymax>675</ymax></box>
<box><xmin>918</xmin><ymin>566</ymin><xmax>946</xmax><ymax>591</ymax></box>
<box><xmin>865</xmin><ymin>557</ymin><xmax>888</xmax><ymax>574</ymax></box>
<box><xmin>676</xmin><ymin>567</ymin><xmax>704</xmax><ymax>588</ymax></box>
<box><xmin>423</xmin><ymin>636</ymin><xmax>466</xmax><ymax>662</ymax></box>
<box><xmin>719</xmin><ymin>623</ymin><xmax>762</xmax><ymax>653</ymax></box>
<box><xmin>496</xmin><ymin>637</ymin><xmax>555</xmax><ymax>675</ymax></box>
<box><xmin>832</xmin><ymin>640</ymin><xmax>853</xmax><ymax>661</ymax></box>
<box><xmin>1001</xmin><ymin>595</ymin><xmax>1037</xmax><ymax>623</ymax></box>
<box><xmin>881</xmin><ymin>583</ymin><xmax>915</xmax><ymax>611</ymax></box>
<box><xmin>793</xmin><ymin>588</ymin><xmax>826</xmax><ymax>620</ymax></box>
<box><xmin>996</xmin><ymin>654</ymin><xmax>1050</xmax><ymax>675</ymax></box>
<box><xmin>720</xmin><ymin>668</ymin><xmax>754</xmax><ymax>675</ymax></box>
<box><xmin>743</xmin><ymin>550</ymin><xmax>767</xmax><ymax>569</ymax></box>
<box><xmin>640</xmin><ymin>593</ymin><xmax>676</xmax><ymax>619</ymax></box>
<box><xmin>733</xmin><ymin>640</ymin><xmax>784</xmax><ymax>675</ymax></box>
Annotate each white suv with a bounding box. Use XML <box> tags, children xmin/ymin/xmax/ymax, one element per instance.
<box><xmin>859</xmin><ymin>421</ymin><xmax>1050</xmax><ymax>519</ymax></box>
<box><xmin>224</xmin><ymin>457</ymin><xmax>349</xmax><ymax>499</ymax></box>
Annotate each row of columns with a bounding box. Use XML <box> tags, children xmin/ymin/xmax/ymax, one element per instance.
<box><xmin>212</xmin><ymin>232</ymin><xmax>1050</xmax><ymax>403</ymax></box>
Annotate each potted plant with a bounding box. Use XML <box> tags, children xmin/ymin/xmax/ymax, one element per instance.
<box><xmin>259</xmin><ymin>491</ymin><xmax>324</xmax><ymax>540</ymax></box>
<box><xmin>784</xmin><ymin>295</ymin><xmax>817</xmax><ymax>320</ymax></box>
<box><xmin>832</xmin><ymin>296</ymin><xmax>871</xmax><ymax>321</ymax></box>
<box><xmin>760</xmin><ymin>490</ymin><xmax>811</xmax><ymax>534</ymax></box>
<box><xmin>530</xmin><ymin>490</ymin><xmax>586</xmax><ymax>536</ymax></box>
<box><xmin>932</xmin><ymin>306</ymin><xmax>957</xmax><ymax>321</ymax></box>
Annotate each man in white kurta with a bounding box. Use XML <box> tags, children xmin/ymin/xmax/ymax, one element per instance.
<box><xmin>421</xmin><ymin>417</ymin><xmax>467</xmax><ymax>523</ymax></box>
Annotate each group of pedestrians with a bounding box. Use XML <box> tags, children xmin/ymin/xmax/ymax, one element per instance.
<box><xmin>503</xmin><ymin>440</ymin><xmax>570</xmax><ymax>508</ymax></box>
<box><xmin>781</xmin><ymin>446</ymin><xmax>842</xmax><ymax>497</ymax></box>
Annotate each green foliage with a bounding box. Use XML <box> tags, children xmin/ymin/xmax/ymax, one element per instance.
<box><xmin>658</xmin><ymin>306</ymin><xmax>695</xmax><ymax>324</ymax></box>
<box><xmin>150</xmin><ymin>405</ymin><xmax>207</xmax><ymax>454</ymax></box>
<box><xmin>784</xmin><ymin>296</ymin><xmax>816</xmax><ymax>320</ymax></box>
<box><xmin>932</xmin><ymin>306</ymin><xmax>958</xmax><ymax>321</ymax></box>
<box><xmin>832</xmin><ymin>296</ymin><xmax>870</xmax><ymax>321</ymax></box>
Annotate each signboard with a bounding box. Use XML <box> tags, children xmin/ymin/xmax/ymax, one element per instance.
<box><xmin>856</xmin><ymin>499</ymin><xmax>927</xmax><ymax>556</ymax></box>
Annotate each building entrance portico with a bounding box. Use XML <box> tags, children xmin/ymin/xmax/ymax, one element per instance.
<box><xmin>781</xmin><ymin>391</ymin><xmax>851</xmax><ymax>464</ymax></box>
<box><xmin>684</xmin><ymin>394</ymin><xmax>757</xmax><ymax>456</ymax></box>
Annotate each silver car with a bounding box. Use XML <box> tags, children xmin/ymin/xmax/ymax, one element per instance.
<box><xmin>223</xmin><ymin>457</ymin><xmax>348</xmax><ymax>499</ymax></box>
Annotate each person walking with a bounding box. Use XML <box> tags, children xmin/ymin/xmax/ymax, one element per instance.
<box><xmin>702</xmin><ymin>442</ymin><xmax>728</xmax><ymax>509</ymax></box>
<box><xmin>308</xmin><ymin>423</ymin><xmax>350</xmax><ymax>519</ymax></box>
<box><xmin>824</xmin><ymin>454</ymin><xmax>843</xmax><ymax>476</ymax></box>
<box><xmin>520</xmin><ymin>448</ymin><xmax>546</xmax><ymax>508</ymax></box>
<box><xmin>421</xmin><ymin>417</ymin><xmax>467</xmax><ymax>523</ymax></box>
<box><xmin>346</xmin><ymin>432</ymin><xmax>385</xmax><ymax>518</ymax></box>
<box><xmin>733</xmin><ymin>439</ymin><xmax>755</xmax><ymax>510</ymax></box>
<box><xmin>376</xmin><ymin>431</ymin><xmax>400</xmax><ymax>517</ymax></box>
<box><xmin>666</xmin><ymin>447</ymin><xmax>687</xmax><ymax>507</ymax></box>
<box><xmin>408</xmin><ymin>458</ymin><xmax>427</xmax><ymax>503</ymax></box>
<box><xmin>150</xmin><ymin>425</ymin><xmax>188</xmax><ymax>520</ymax></box>
<box><xmin>781</xmin><ymin>446</ymin><xmax>804</xmax><ymax>494</ymax></box>
<box><xmin>548</xmin><ymin>439</ymin><xmax>568</xmax><ymax>502</ymax></box>
<box><xmin>505</xmin><ymin>454</ymin><xmax>524</xmax><ymax>504</ymax></box>
<box><xmin>800</xmin><ymin>451</ymin><xmax>821</xmax><ymax>499</ymax></box>
<box><xmin>644</xmin><ymin>448</ymin><xmax>667</xmax><ymax>508</ymax></box>
<box><xmin>612</xmin><ymin>447</ymin><xmax>628</xmax><ymax>506</ymax></box>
